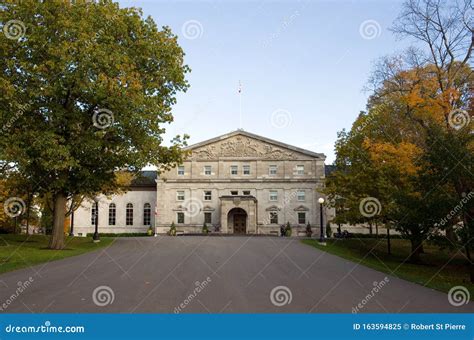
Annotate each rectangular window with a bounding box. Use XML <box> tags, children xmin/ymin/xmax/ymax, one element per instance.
<box><xmin>231</xmin><ymin>190</ymin><xmax>238</xmax><ymax>196</ymax></box>
<box><xmin>297</xmin><ymin>190</ymin><xmax>306</xmax><ymax>201</ymax></box>
<box><xmin>230</xmin><ymin>165</ymin><xmax>238</xmax><ymax>175</ymax></box>
<box><xmin>204</xmin><ymin>166</ymin><xmax>212</xmax><ymax>175</ymax></box>
<box><xmin>177</xmin><ymin>166</ymin><xmax>185</xmax><ymax>175</ymax></box>
<box><xmin>269</xmin><ymin>165</ymin><xmax>277</xmax><ymax>175</ymax></box>
<box><xmin>204</xmin><ymin>191</ymin><xmax>212</xmax><ymax>201</ymax></box>
<box><xmin>176</xmin><ymin>190</ymin><xmax>185</xmax><ymax>201</ymax></box>
<box><xmin>108</xmin><ymin>204</ymin><xmax>116</xmax><ymax>226</ymax></box>
<box><xmin>296</xmin><ymin>165</ymin><xmax>304</xmax><ymax>175</ymax></box>
<box><xmin>270</xmin><ymin>212</ymin><xmax>278</xmax><ymax>224</ymax></box>
<box><xmin>243</xmin><ymin>190</ymin><xmax>251</xmax><ymax>195</ymax></box>
<box><xmin>243</xmin><ymin>165</ymin><xmax>250</xmax><ymax>175</ymax></box>
<box><xmin>177</xmin><ymin>212</ymin><xmax>184</xmax><ymax>224</ymax></box>
<box><xmin>269</xmin><ymin>190</ymin><xmax>278</xmax><ymax>201</ymax></box>
<box><xmin>91</xmin><ymin>205</ymin><xmax>97</xmax><ymax>225</ymax></box>
<box><xmin>143</xmin><ymin>204</ymin><xmax>151</xmax><ymax>226</ymax></box>
<box><xmin>204</xmin><ymin>212</ymin><xmax>212</xmax><ymax>225</ymax></box>
<box><xmin>298</xmin><ymin>212</ymin><xmax>306</xmax><ymax>224</ymax></box>
<box><xmin>126</xmin><ymin>204</ymin><xmax>133</xmax><ymax>226</ymax></box>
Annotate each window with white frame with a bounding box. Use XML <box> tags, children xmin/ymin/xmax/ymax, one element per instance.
<box><xmin>296</xmin><ymin>165</ymin><xmax>304</xmax><ymax>175</ymax></box>
<box><xmin>143</xmin><ymin>203</ymin><xmax>151</xmax><ymax>226</ymax></box>
<box><xmin>176</xmin><ymin>190</ymin><xmax>185</xmax><ymax>201</ymax></box>
<box><xmin>269</xmin><ymin>190</ymin><xmax>278</xmax><ymax>201</ymax></box>
<box><xmin>108</xmin><ymin>203</ymin><xmax>116</xmax><ymax>226</ymax></box>
<box><xmin>297</xmin><ymin>190</ymin><xmax>306</xmax><ymax>201</ymax></box>
<box><xmin>126</xmin><ymin>203</ymin><xmax>134</xmax><ymax>226</ymax></box>
<box><xmin>204</xmin><ymin>190</ymin><xmax>212</xmax><ymax>201</ymax></box>
<box><xmin>269</xmin><ymin>165</ymin><xmax>277</xmax><ymax>175</ymax></box>
<box><xmin>204</xmin><ymin>165</ymin><xmax>212</xmax><ymax>175</ymax></box>
<box><xmin>91</xmin><ymin>204</ymin><xmax>97</xmax><ymax>225</ymax></box>
<box><xmin>269</xmin><ymin>212</ymin><xmax>278</xmax><ymax>224</ymax></box>
<box><xmin>231</xmin><ymin>190</ymin><xmax>238</xmax><ymax>196</ymax></box>
<box><xmin>298</xmin><ymin>212</ymin><xmax>306</xmax><ymax>224</ymax></box>
<box><xmin>177</xmin><ymin>166</ymin><xmax>185</xmax><ymax>175</ymax></box>
<box><xmin>230</xmin><ymin>165</ymin><xmax>238</xmax><ymax>175</ymax></box>
<box><xmin>177</xmin><ymin>212</ymin><xmax>184</xmax><ymax>224</ymax></box>
<box><xmin>243</xmin><ymin>165</ymin><xmax>250</xmax><ymax>175</ymax></box>
<box><xmin>243</xmin><ymin>190</ymin><xmax>250</xmax><ymax>195</ymax></box>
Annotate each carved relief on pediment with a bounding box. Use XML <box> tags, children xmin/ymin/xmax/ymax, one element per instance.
<box><xmin>188</xmin><ymin>136</ymin><xmax>298</xmax><ymax>160</ymax></box>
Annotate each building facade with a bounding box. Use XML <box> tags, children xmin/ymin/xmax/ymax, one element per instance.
<box><xmin>73</xmin><ymin>130</ymin><xmax>327</xmax><ymax>236</ymax></box>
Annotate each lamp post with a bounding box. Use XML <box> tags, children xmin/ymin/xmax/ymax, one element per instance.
<box><xmin>318</xmin><ymin>197</ymin><xmax>325</xmax><ymax>243</ymax></box>
<box><xmin>92</xmin><ymin>197</ymin><xmax>100</xmax><ymax>243</ymax></box>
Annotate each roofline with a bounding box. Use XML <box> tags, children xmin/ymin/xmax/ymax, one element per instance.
<box><xmin>183</xmin><ymin>130</ymin><xmax>326</xmax><ymax>159</ymax></box>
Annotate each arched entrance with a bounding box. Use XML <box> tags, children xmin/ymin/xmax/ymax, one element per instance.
<box><xmin>228</xmin><ymin>208</ymin><xmax>247</xmax><ymax>234</ymax></box>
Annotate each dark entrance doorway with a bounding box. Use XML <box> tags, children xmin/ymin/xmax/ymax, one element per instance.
<box><xmin>228</xmin><ymin>208</ymin><xmax>247</xmax><ymax>234</ymax></box>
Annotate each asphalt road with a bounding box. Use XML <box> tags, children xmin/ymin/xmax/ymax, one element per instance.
<box><xmin>0</xmin><ymin>236</ymin><xmax>472</xmax><ymax>313</ymax></box>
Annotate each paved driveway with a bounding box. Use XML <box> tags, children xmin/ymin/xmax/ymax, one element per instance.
<box><xmin>0</xmin><ymin>236</ymin><xmax>472</xmax><ymax>313</ymax></box>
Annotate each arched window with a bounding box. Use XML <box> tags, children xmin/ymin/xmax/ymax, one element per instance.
<box><xmin>143</xmin><ymin>203</ymin><xmax>151</xmax><ymax>226</ymax></box>
<box><xmin>108</xmin><ymin>203</ymin><xmax>116</xmax><ymax>226</ymax></box>
<box><xmin>126</xmin><ymin>203</ymin><xmax>133</xmax><ymax>226</ymax></box>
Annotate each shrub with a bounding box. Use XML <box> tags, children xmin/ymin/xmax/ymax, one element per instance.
<box><xmin>85</xmin><ymin>232</ymin><xmax>148</xmax><ymax>237</ymax></box>
<box><xmin>168</xmin><ymin>222</ymin><xmax>177</xmax><ymax>236</ymax></box>
<box><xmin>285</xmin><ymin>222</ymin><xmax>292</xmax><ymax>237</ymax></box>
<box><xmin>306</xmin><ymin>223</ymin><xmax>313</xmax><ymax>237</ymax></box>
<box><xmin>202</xmin><ymin>223</ymin><xmax>209</xmax><ymax>234</ymax></box>
<box><xmin>147</xmin><ymin>226</ymin><xmax>154</xmax><ymax>236</ymax></box>
<box><xmin>326</xmin><ymin>222</ymin><xmax>332</xmax><ymax>238</ymax></box>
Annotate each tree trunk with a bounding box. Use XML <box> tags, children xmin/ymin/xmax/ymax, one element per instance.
<box><xmin>375</xmin><ymin>222</ymin><xmax>378</xmax><ymax>239</ymax></box>
<box><xmin>368</xmin><ymin>221</ymin><xmax>373</xmax><ymax>235</ymax></box>
<box><xmin>409</xmin><ymin>238</ymin><xmax>423</xmax><ymax>263</ymax></box>
<box><xmin>49</xmin><ymin>192</ymin><xmax>66</xmax><ymax>250</ymax></box>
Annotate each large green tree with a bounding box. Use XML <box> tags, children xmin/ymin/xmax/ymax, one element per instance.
<box><xmin>0</xmin><ymin>0</ymin><xmax>190</xmax><ymax>249</ymax></box>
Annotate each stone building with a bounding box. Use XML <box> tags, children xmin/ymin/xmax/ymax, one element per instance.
<box><xmin>73</xmin><ymin>130</ymin><xmax>327</xmax><ymax>236</ymax></box>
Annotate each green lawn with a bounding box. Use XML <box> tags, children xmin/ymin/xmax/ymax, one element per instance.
<box><xmin>0</xmin><ymin>234</ymin><xmax>115</xmax><ymax>274</ymax></box>
<box><xmin>302</xmin><ymin>238</ymin><xmax>474</xmax><ymax>299</ymax></box>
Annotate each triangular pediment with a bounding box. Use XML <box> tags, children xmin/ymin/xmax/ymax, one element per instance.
<box><xmin>185</xmin><ymin>130</ymin><xmax>324</xmax><ymax>161</ymax></box>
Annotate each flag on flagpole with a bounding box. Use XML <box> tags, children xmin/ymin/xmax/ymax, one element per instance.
<box><xmin>238</xmin><ymin>80</ymin><xmax>242</xmax><ymax>94</ymax></box>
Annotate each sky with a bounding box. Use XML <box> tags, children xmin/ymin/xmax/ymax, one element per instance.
<box><xmin>117</xmin><ymin>0</ymin><xmax>411</xmax><ymax>164</ymax></box>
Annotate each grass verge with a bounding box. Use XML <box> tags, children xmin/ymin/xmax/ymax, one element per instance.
<box><xmin>302</xmin><ymin>238</ymin><xmax>473</xmax><ymax>299</ymax></box>
<box><xmin>0</xmin><ymin>234</ymin><xmax>114</xmax><ymax>275</ymax></box>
